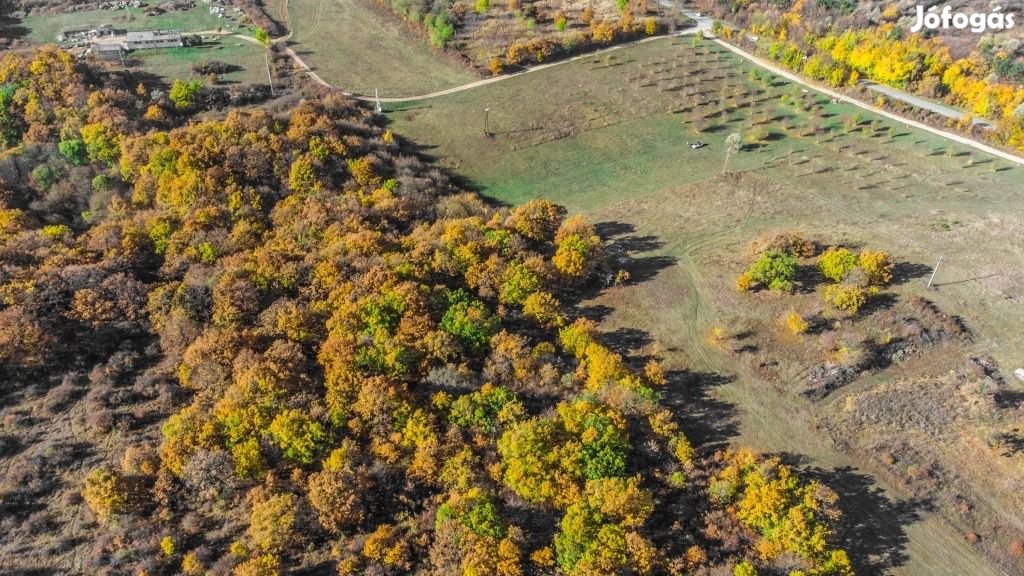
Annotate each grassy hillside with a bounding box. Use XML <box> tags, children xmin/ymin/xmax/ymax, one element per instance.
<box><xmin>287</xmin><ymin>0</ymin><xmax>477</xmax><ymax>96</ymax></box>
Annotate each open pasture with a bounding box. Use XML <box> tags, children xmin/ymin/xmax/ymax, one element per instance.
<box><xmin>287</xmin><ymin>0</ymin><xmax>476</xmax><ymax>96</ymax></box>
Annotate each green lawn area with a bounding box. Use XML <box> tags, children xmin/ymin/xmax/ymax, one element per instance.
<box><xmin>387</xmin><ymin>36</ymin><xmax>1024</xmax><ymax>576</ymax></box>
<box><xmin>287</xmin><ymin>0</ymin><xmax>476</xmax><ymax>96</ymax></box>
<box><xmin>23</xmin><ymin>6</ymin><xmax>238</xmax><ymax>44</ymax></box>
<box><xmin>130</xmin><ymin>40</ymin><xmax>268</xmax><ymax>84</ymax></box>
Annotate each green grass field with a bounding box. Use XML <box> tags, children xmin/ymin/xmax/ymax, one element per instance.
<box><xmin>130</xmin><ymin>40</ymin><xmax>268</xmax><ymax>84</ymax></box>
<box><xmin>287</xmin><ymin>0</ymin><xmax>476</xmax><ymax>96</ymax></box>
<box><xmin>388</xmin><ymin>37</ymin><xmax>1024</xmax><ymax>576</ymax></box>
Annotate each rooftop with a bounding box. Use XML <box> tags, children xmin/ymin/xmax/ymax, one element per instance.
<box><xmin>125</xmin><ymin>29</ymin><xmax>182</xmax><ymax>41</ymax></box>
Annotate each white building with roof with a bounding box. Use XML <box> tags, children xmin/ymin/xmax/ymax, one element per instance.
<box><xmin>124</xmin><ymin>29</ymin><xmax>183</xmax><ymax>50</ymax></box>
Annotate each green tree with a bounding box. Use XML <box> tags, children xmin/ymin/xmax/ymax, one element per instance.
<box><xmin>435</xmin><ymin>488</ymin><xmax>505</xmax><ymax>538</ymax></box>
<box><xmin>440</xmin><ymin>289</ymin><xmax>500</xmax><ymax>350</ymax></box>
<box><xmin>80</xmin><ymin>123</ymin><xmax>121</xmax><ymax>164</ymax></box>
<box><xmin>58</xmin><ymin>139</ymin><xmax>87</xmax><ymax>165</ymax></box>
<box><xmin>0</xmin><ymin>83</ymin><xmax>18</xmax><ymax>148</ymax></box>
<box><xmin>255</xmin><ymin>27</ymin><xmax>271</xmax><ymax>46</ymax></box>
<box><xmin>427</xmin><ymin>12</ymin><xmax>456</xmax><ymax>48</ymax></box>
<box><xmin>497</xmin><ymin>398</ymin><xmax>629</xmax><ymax>506</ymax></box>
<box><xmin>554</xmin><ymin>477</ymin><xmax>654</xmax><ymax>575</ymax></box>
<box><xmin>449</xmin><ymin>384</ymin><xmax>524</xmax><ymax>433</ymax></box>
<box><xmin>169</xmin><ymin>79</ymin><xmax>203</xmax><ymax>110</ymax></box>
<box><xmin>499</xmin><ymin>261</ymin><xmax>542</xmax><ymax>305</ymax></box>
<box><xmin>268</xmin><ymin>409</ymin><xmax>325</xmax><ymax>465</ymax></box>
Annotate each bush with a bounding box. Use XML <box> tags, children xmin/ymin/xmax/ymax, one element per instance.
<box><xmin>161</xmin><ymin>535</ymin><xmax>175</xmax><ymax>557</ymax></box>
<box><xmin>555</xmin><ymin>13</ymin><xmax>568</xmax><ymax>32</ymax></box>
<box><xmin>823</xmin><ymin>284</ymin><xmax>868</xmax><ymax>314</ymax></box>
<box><xmin>785</xmin><ymin>310</ymin><xmax>809</xmax><ymax>334</ymax></box>
<box><xmin>818</xmin><ymin>247</ymin><xmax>857</xmax><ymax>282</ymax></box>
<box><xmin>591</xmin><ymin>20</ymin><xmax>615</xmax><ymax>43</ymax></box>
<box><xmin>745</xmin><ymin>249</ymin><xmax>798</xmax><ymax>292</ymax></box>
<box><xmin>31</xmin><ymin>164</ymin><xmax>58</xmax><ymax>190</ymax></box>
<box><xmin>82</xmin><ymin>467</ymin><xmax>127</xmax><ymax>524</ymax></box>
<box><xmin>192</xmin><ymin>59</ymin><xmax>232</xmax><ymax>75</ymax></box>
<box><xmin>858</xmin><ymin>250</ymin><xmax>894</xmax><ymax>285</ymax></box>
<box><xmin>645</xmin><ymin>17</ymin><xmax>658</xmax><ymax>36</ymax></box>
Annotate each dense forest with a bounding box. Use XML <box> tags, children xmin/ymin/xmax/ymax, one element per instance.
<box><xmin>699</xmin><ymin>0</ymin><xmax>1024</xmax><ymax>151</ymax></box>
<box><xmin>0</xmin><ymin>47</ymin><xmax>855</xmax><ymax>575</ymax></box>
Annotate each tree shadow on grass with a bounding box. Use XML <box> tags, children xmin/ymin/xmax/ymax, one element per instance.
<box><xmin>662</xmin><ymin>369</ymin><xmax>739</xmax><ymax>450</ymax></box>
<box><xmin>599</xmin><ymin>326</ymin><xmax>653</xmax><ymax>358</ymax></box>
<box><xmin>594</xmin><ymin>220</ymin><xmax>678</xmax><ymax>288</ymax></box>
<box><xmin>891</xmin><ymin>261</ymin><xmax>933</xmax><ymax>286</ymax></box>
<box><xmin>797</xmin><ymin>463</ymin><xmax>931</xmax><ymax>574</ymax></box>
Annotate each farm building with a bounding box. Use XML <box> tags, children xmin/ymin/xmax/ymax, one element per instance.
<box><xmin>93</xmin><ymin>42</ymin><xmax>124</xmax><ymax>60</ymax></box>
<box><xmin>124</xmin><ymin>29</ymin><xmax>183</xmax><ymax>49</ymax></box>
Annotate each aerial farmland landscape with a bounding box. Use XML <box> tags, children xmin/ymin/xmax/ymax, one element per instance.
<box><xmin>0</xmin><ymin>0</ymin><xmax>1022</xmax><ymax>574</ymax></box>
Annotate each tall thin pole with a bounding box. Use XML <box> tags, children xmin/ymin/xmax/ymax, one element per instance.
<box><xmin>483</xmin><ymin>107</ymin><xmax>491</xmax><ymax>136</ymax></box>
<box><xmin>926</xmin><ymin>254</ymin><xmax>943</xmax><ymax>289</ymax></box>
<box><xmin>266</xmin><ymin>50</ymin><xmax>275</xmax><ymax>96</ymax></box>
<box><xmin>375</xmin><ymin>88</ymin><xmax>382</xmax><ymax>114</ymax></box>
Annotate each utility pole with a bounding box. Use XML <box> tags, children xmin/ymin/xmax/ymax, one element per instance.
<box><xmin>483</xmin><ymin>107</ymin><xmax>491</xmax><ymax>137</ymax></box>
<box><xmin>375</xmin><ymin>88</ymin><xmax>382</xmax><ymax>114</ymax></box>
<box><xmin>266</xmin><ymin>51</ymin><xmax>274</xmax><ymax>96</ymax></box>
<box><xmin>926</xmin><ymin>254</ymin><xmax>943</xmax><ymax>289</ymax></box>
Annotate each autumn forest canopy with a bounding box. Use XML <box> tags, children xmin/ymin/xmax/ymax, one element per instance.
<box><xmin>0</xmin><ymin>48</ymin><xmax>864</xmax><ymax>575</ymax></box>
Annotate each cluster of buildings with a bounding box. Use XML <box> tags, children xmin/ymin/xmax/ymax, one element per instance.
<box><xmin>57</xmin><ymin>24</ymin><xmax>119</xmax><ymax>46</ymax></box>
<box><xmin>203</xmin><ymin>0</ymin><xmax>242</xmax><ymax>20</ymax></box>
<box><xmin>62</xmin><ymin>0</ymin><xmax>144</xmax><ymax>13</ymax></box>
<box><xmin>94</xmin><ymin>0</ymin><xmax>147</xmax><ymax>9</ymax></box>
